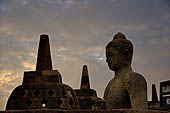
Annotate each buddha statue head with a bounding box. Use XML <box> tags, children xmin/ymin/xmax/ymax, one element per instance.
<box><xmin>106</xmin><ymin>32</ymin><xmax>133</xmax><ymax>71</ymax></box>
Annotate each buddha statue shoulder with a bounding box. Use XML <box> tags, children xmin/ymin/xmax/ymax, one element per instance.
<box><xmin>104</xmin><ymin>32</ymin><xmax>148</xmax><ymax>110</ymax></box>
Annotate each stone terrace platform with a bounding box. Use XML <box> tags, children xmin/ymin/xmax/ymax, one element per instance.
<box><xmin>0</xmin><ymin>109</ymin><xmax>169</xmax><ymax>113</ymax></box>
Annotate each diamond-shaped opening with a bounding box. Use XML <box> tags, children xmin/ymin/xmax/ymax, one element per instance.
<box><xmin>56</xmin><ymin>98</ymin><xmax>63</xmax><ymax>106</ymax></box>
<box><xmin>48</xmin><ymin>89</ymin><xmax>54</xmax><ymax>96</ymax></box>
<box><xmin>71</xmin><ymin>91</ymin><xmax>75</xmax><ymax>96</ymax></box>
<box><xmin>62</xmin><ymin>90</ymin><xmax>66</xmax><ymax>96</ymax></box>
<box><xmin>69</xmin><ymin>98</ymin><xmax>73</xmax><ymax>106</ymax></box>
<box><xmin>26</xmin><ymin>98</ymin><xmax>32</xmax><ymax>106</ymax></box>
<box><xmin>41</xmin><ymin>98</ymin><xmax>48</xmax><ymax>107</ymax></box>
<box><xmin>21</xmin><ymin>90</ymin><xmax>26</xmax><ymax>97</ymax></box>
<box><xmin>87</xmin><ymin>100</ymin><xmax>92</xmax><ymax>106</ymax></box>
<box><xmin>14</xmin><ymin>101</ymin><xmax>18</xmax><ymax>107</ymax></box>
<box><xmin>34</xmin><ymin>89</ymin><xmax>40</xmax><ymax>97</ymax></box>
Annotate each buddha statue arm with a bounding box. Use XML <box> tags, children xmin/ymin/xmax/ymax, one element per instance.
<box><xmin>127</xmin><ymin>72</ymin><xmax>148</xmax><ymax>110</ymax></box>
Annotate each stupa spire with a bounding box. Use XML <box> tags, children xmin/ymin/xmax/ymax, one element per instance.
<box><xmin>152</xmin><ymin>84</ymin><xmax>158</xmax><ymax>102</ymax></box>
<box><xmin>80</xmin><ymin>65</ymin><xmax>90</xmax><ymax>89</ymax></box>
<box><xmin>36</xmin><ymin>34</ymin><xmax>53</xmax><ymax>70</ymax></box>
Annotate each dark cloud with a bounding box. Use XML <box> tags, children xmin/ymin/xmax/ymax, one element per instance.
<box><xmin>0</xmin><ymin>0</ymin><xmax>170</xmax><ymax>110</ymax></box>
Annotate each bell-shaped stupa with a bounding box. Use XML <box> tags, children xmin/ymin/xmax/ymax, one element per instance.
<box><xmin>6</xmin><ymin>34</ymin><xmax>78</xmax><ymax>110</ymax></box>
<box><xmin>74</xmin><ymin>65</ymin><xmax>106</xmax><ymax>109</ymax></box>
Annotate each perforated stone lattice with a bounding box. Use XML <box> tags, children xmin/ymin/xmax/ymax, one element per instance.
<box><xmin>21</xmin><ymin>90</ymin><xmax>26</xmax><ymax>97</ymax></box>
<box><xmin>41</xmin><ymin>98</ymin><xmax>48</xmax><ymax>107</ymax></box>
<box><xmin>34</xmin><ymin>89</ymin><xmax>40</xmax><ymax>97</ymax></box>
<box><xmin>69</xmin><ymin>98</ymin><xmax>73</xmax><ymax>106</ymax></box>
<box><xmin>26</xmin><ymin>99</ymin><xmax>32</xmax><ymax>106</ymax></box>
<box><xmin>14</xmin><ymin>101</ymin><xmax>18</xmax><ymax>107</ymax></box>
<box><xmin>48</xmin><ymin>89</ymin><xmax>54</xmax><ymax>96</ymax></box>
<box><xmin>57</xmin><ymin>98</ymin><xmax>63</xmax><ymax>106</ymax></box>
<box><xmin>62</xmin><ymin>90</ymin><xmax>66</xmax><ymax>96</ymax></box>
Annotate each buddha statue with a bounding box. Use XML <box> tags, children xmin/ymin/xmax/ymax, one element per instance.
<box><xmin>104</xmin><ymin>32</ymin><xmax>148</xmax><ymax>110</ymax></box>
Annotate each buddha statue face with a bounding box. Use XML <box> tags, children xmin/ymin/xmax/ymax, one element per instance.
<box><xmin>106</xmin><ymin>32</ymin><xmax>133</xmax><ymax>72</ymax></box>
<box><xmin>106</xmin><ymin>46</ymin><xmax>126</xmax><ymax>71</ymax></box>
<box><xmin>106</xmin><ymin>46</ymin><xmax>123</xmax><ymax>71</ymax></box>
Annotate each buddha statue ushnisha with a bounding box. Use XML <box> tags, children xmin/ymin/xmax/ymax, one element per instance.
<box><xmin>104</xmin><ymin>32</ymin><xmax>148</xmax><ymax>110</ymax></box>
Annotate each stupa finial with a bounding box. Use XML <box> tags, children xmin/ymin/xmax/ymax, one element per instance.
<box><xmin>36</xmin><ymin>34</ymin><xmax>53</xmax><ymax>70</ymax></box>
<box><xmin>80</xmin><ymin>65</ymin><xmax>90</xmax><ymax>89</ymax></box>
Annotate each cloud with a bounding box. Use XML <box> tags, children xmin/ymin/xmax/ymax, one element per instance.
<box><xmin>0</xmin><ymin>70</ymin><xmax>22</xmax><ymax>110</ymax></box>
<box><xmin>22</xmin><ymin>60</ymin><xmax>36</xmax><ymax>70</ymax></box>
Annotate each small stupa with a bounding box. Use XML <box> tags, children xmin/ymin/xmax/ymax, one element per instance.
<box><xmin>152</xmin><ymin>84</ymin><xmax>158</xmax><ymax>103</ymax></box>
<box><xmin>74</xmin><ymin>65</ymin><xmax>106</xmax><ymax>109</ymax></box>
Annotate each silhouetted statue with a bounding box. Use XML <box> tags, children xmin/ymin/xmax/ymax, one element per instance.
<box><xmin>104</xmin><ymin>32</ymin><xmax>148</xmax><ymax>110</ymax></box>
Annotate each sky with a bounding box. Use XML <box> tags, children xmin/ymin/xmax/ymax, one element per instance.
<box><xmin>0</xmin><ymin>0</ymin><xmax>170</xmax><ymax>110</ymax></box>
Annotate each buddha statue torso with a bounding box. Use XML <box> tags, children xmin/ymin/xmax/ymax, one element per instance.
<box><xmin>104</xmin><ymin>73</ymin><xmax>131</xmax><ymax>109</ymax></box>
<box><xmin>104</xmin><ymin>71</ymin><xmax>147</xmax><ymax>109</ymax></box>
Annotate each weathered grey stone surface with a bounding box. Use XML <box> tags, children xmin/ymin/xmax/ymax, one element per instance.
<box><xmin>0</xmin><ymin>109</ymin><xmax>169</xmax><ymax>113</ymax></box>
<box><xmin>104</xmin><ymin>32</ymin><xmax>148</xmax><ymax>110</ymax></box>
